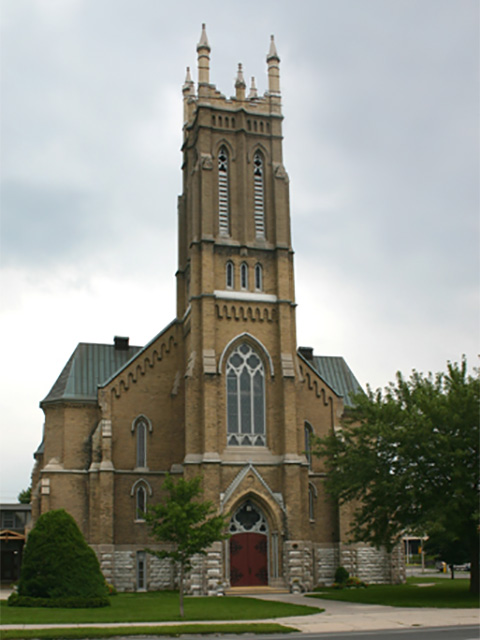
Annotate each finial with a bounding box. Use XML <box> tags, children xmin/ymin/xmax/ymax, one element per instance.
<box><xmin>267</xmin><ymin>35</ymin><xmax>280</xmax><ymax>62</ymax></box>
<box><xmin>266</xmin><ymin>35</ymin><xmax>281</xmax><ymax>96</ymax></box>
<box><xmin>235</xmin><ymin>63</ymin><xmax>246</xmax><ymax>100</ymax></box>
<box><xmin>248</xmin><ymin>76</ymin><xmax>258</xmax><ymax>99</ymax></box>
<box><xmin>183</xmin><ymin>66</ymin><xmax>194</xmax><ymax>95</ymax></box>
<box><xmin>197</xmin><ymin>24</ymin><xmax>211</xmax><ymax>86</ymax></box>
<box><xmin>197</xmin><ymin>23</ymin><xmax>210</xmax><ymax>52</ymax></box>
<box><xmin>235</xmin><ymin>63</ymin><xmax>246</xmax><ymax>88</ymax></box>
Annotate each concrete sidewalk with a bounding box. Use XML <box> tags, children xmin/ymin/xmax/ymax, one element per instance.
<box><xmin>244</xmin><ymin>592</ymin><xmax>479</xmax><ymax>633</ymax></box>
<box><xmin>1</xmin><ymin>589</ymin><xmax>478</xmax><ymax>634</ymax></box>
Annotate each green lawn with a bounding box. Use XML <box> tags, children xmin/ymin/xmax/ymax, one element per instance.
<box><xmin>0</xmin><ymin>591</ymin><xmax>322</xmax><ymax>625</ymax></box>
<box><xmin>0</xmin><ymin>623</ymin><xmax>297</xmax><ymax>639</ymax></box>
<box><xmin>308</xmin><ymin>577</ymin><xmax>479</xmax><ymax>608</ymax></box>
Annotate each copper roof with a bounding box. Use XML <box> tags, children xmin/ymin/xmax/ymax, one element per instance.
<box><xmin>41</xmin><ymin>342</ymin><xmax>142</xmax><ymax>406</ymax></box>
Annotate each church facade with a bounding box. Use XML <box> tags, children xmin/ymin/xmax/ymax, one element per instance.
<box><xmin>31</xmin><ymin>26</ymin><xmax>404</xmax><ymax>594</ymax></box>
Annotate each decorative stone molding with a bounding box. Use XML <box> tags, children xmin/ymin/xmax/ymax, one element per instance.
<box><xmin>200</xmin><ymin>153</ymin><xmax>213</xmax><ymax>170</ymax></box>
<box><xmin>216</xmin><ymin>303</ymin><xmax>277</xmax><ymax>323</ymax></box>
<box><xmin>281</xmin><ymin>353</ymin><xmax>295</xmax><ymax>378</ymax></box>
<box><xmin>203</xmin><ymin>349</ymin><xmax>216</xmax><ymax>374</ymax></box>
<box><xmin>185</xmin><ymin>351</ymin><xmax>196</xmax><ymax>377</ymax></box>
<box><xmin>273</xmin><ymin>162</ymin><xmax>289</xmax><ymax>182</ymax></box>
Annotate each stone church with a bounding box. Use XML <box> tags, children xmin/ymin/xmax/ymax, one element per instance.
<box><xmin>31</xmin><ymin>26</ymin><xmax>404</xmax><ymax>594</ymax></box>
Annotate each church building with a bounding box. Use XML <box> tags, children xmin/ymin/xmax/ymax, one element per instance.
<box><xmin>31</xmin><ymin>26</ymin><xmax>404</xmax><ymax>594</ymax></box>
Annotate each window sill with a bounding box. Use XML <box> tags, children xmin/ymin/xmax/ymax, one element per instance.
<box><xmin>134</xmin><ymin>519</ymin><xmax>146</xmax><ymax>524</ymax></box>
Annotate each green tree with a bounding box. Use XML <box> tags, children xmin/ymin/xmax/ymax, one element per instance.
<box><xmin>145</xmin><ymin>474</ymin><xmax>228</xmax><ymax>617</ymax></box>
<box><xmin>17</xmin><ymin>487</ymin><xmax>31</xmax><ymax>504</ymax></box>
<box><xmin>18</xmin><ymin>509</ymin><xmax>108</xmax><ymax>602</ymax></box>
<box><xmin>314</xmin><ymin>358</ymin><xmax>479</xmax><ymax>594</ymax></box>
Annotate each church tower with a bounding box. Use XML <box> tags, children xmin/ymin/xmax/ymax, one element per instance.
<box><xmin>173</xmin><ymin>24</ymin><xmax>321</xmax><ymax>590</ymax></box>
<box><xmin>177</xmin><ymin>26</ymin><xmax>298</xmax><ymax>450</ymax></box>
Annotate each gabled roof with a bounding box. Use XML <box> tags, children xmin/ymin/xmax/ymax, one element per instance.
<box><xmin>310</xmin><ymin>355</ymin><xmax>363</xmax><ymax>407</ymax></box>
<box><xmin>41</xmin><ymin>342</ymin><xmax>142</xmax><ymax>406</ymax></box>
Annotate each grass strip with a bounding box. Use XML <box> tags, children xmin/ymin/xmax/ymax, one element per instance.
<box><xmin>1</xmin><ymin>592</ymin><xmax>322</xmax><ymax>625</ymax></box>
<box><xmin>308</xmin><ymin>577</ymin><xmax>479</xmax><ymax>608</ymax></box>
<box><xmin>0</xmin><ymin>623</ymin><xmax>296</xmax><ymax>639</ymax></box>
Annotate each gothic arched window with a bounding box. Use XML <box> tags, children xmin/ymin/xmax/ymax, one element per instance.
<box><xmin>253</xmin><ymin>151</ymin><xmax>265</xmax><ymax>238</ymax></box>
<box><xmin>227</xmin><ymin>343</ymin><xmax>265</xmax><ymax>446</ymax></box>
<box><xmin>226</xmin><ymin>261</ymin><xmax>234</xmax><ymax>289</ymax></box>
<box><xmin>308</xmin><ymin>483</ymin><xmax>316</xmax><ymax>521</ymax></box>
<box><xmin>255</xmin><ymin>263</ymin><xmax>263</xmax><ymax>291</ymax></box>
<box><xmin>218</xmin><ymin>146</ymin><xmax>230</xmax><ymax>235</ymax></box>
<box><xmin>304</xmin><ymin>422</ymin><xmax>314</xmax><ymax>469</ymax></box>
<box><xmin>240</xmin><ymin>262</ymin><xmax>248</xmax><ymax>290</ymax></box>
<box><xmin>135</xmin><ymin>417</ymin><xmax>148</xmax><ymax>468</ymax></box>
<box><xmin>136</xmin><ymin>484</ymin><xmax>146</xmax><ymax>520</ymax></box>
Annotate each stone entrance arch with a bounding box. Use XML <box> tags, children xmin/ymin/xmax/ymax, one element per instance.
<box><xmin>228</xmin><ymin>500</ymin><xmax>268</xmax><ymax>586</ymax></box>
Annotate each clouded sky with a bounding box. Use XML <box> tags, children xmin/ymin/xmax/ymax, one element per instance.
<box><xmin>1</xmin><ymin>0</ymin><xmax>478</xmax><ymax>501</ymax></box>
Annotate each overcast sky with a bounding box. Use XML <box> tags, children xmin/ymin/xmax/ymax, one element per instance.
<box><xmin>1</xmin><ymin>0</ymin><xmax>478</xmax><ymax>502</ymax></box>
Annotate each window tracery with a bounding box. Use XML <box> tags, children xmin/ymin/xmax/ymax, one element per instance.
<box><xmin>229</xmin><ymin>500</ymin><xmax>268</xmax><ymax>534</ymax></box>
<box><xmin>227</xmin><ymin>343</ymin><xmax>265</xmax><ymax>446</ymax></box>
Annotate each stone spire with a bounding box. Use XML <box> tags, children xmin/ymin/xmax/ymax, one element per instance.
<box><xmin>197</xmin><ymin>23</ymin><xmax>211</xmax><ymax>86</ymax></box>
<box><xmin>248</xmin><ymin>76</ymin><xmax>258</xmax><ymax>99</ymax></box>
<box><xmin>182</xmin><ymin>66</ymin><xmax>195</xmax><ymax>123</ymax></box>
<box><xmin>235</xmin><ymin>63</ymin><xmax>246</xmax><ymax>100</ymax></box>
<box><xmin>266</xmin><ymin>35</ymin><xmax>281</xmax><ymax>95</ymax></box>
<box><xmin>182</xmin><ymin>66</ymin><xmax>194</xmax><ymax>95</ymax></box>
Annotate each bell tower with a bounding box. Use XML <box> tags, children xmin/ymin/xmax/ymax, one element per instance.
<box><xmin>177</xmin><ymin>25</ymin><xmax>301</xmax><ymax>494</ymax></box>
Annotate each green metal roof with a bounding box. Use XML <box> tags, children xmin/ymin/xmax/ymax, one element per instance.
<box><xmin>300</xmin><ymin>352</ymin><xmax>363</xmax><ymax>407</ymax></box>
<box><xmin>41</xmin><ymin>342</ymin><xmax>142</xmax><ymax>406</ymax></box>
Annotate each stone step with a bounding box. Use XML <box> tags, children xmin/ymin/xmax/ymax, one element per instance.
<box><xmin>225</xmin><ymin>585</ymin><xmax>290</xmax><ymax>596</ymax></box>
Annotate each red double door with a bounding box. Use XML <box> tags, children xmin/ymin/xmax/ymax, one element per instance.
<box><xmin>230</xmin><ymin>532</ymin><xmax>268</xmax><ymax>586</ymax></box>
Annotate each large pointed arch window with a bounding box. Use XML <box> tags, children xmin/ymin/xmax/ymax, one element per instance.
<box><xmin>253</xmin><ymin>151</ymin><xmax>265</xmax><ymax>238</ymax></box>
<box><xmin>218</xmin><ymin>146</ymin><xmax>230</xmax><ymax>235</ymax></box>
<box><xmin>227</xmin><ymin>343</ymin><xmax>265</xmax><ymax>446</ymax></box>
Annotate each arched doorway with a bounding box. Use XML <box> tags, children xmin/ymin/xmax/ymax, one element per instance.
<box><xmin>229</xmin><ymin>500</ymin><xmax>268</xmax><ymax>587</ymax></box>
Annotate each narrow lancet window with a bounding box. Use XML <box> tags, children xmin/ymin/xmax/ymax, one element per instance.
<box><xmin>308</xmin><ymin>483</ymin><xmax>316</xmax><ymax>521</ymax></box>
<box><xmin>226</xmin><ymin>261</ymin><xmax>234</xmax><ymax>289</ymax></box>
<box><xmin>304</xmin><ymin>422</ymin><xmax>314</xmax><ymax>469</ymax></box>
<box><xmin>135</xmin><ymin>418</ymin><xmax>147</xmax><ymax>468</ymax></box>
<box><xmin>218</xmin><ymin>146</ymin><xmax>230</xmax><ymax>235</ymax></box>
<box><xmin>227</xmin><ymin>343</ymin><xmax>265</xmax><ymax>446</ymax></box>
<box><xmin>255</xmin><ymin>264</ymin><xmax>263</xmax><ymax>291</ymax></box>
<box><xmin>136</xmin><ymin>485</ymin><xmax>146</xmax><ymax>520</ymax></box>
<box><xmin>240</xmin><ymin>263</ymin><xmax>248</xmax><ymax>290</ymax></box>
<box><xmin>253</xmin><ymin>151</ymin><xmax>265</xmax><ymax>238</ymax></box>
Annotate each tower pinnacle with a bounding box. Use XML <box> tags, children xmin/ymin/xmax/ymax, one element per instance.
<box><xmin>197</xmin><ymin>23</ymin><xmax>211</xmax><ymax>86</ymax></box>
<box><xmin>266</xmin><ymin>35</ymin><xmax>281</xmax><ymax>95</ymax></box>
<box><xmin>235</xmin><ymin>63</ymin><xmax>246</xmax><ymax>100</ymax></box>
<box><xmin>248</xmin><ymin>76</ymin><xmax>258</xmax><ymax>99</ymax></box>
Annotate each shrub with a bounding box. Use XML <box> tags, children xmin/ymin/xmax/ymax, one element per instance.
<box><xmin>334</xmin><ymin>566</ymin><xmax>349</xmax><ymax>585</ymax></box>
<box><xmin>17</xmin><ymin>509</ymin><xmax>108</xmax><ymax>603</ymax></box>
<box><xmin>346</xmin><ymin>576</ymin><xmax>367</xmax><ymax>588</ymax></box>
<box><xmin>7</xmin><ymin>593</ymin><xmax>110</xmax><ymax>608</ymax></box>
<box><xmin>106</xmin><ymin>582</ymin><xmax>118</xmax><ymax>596</ymax></box>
